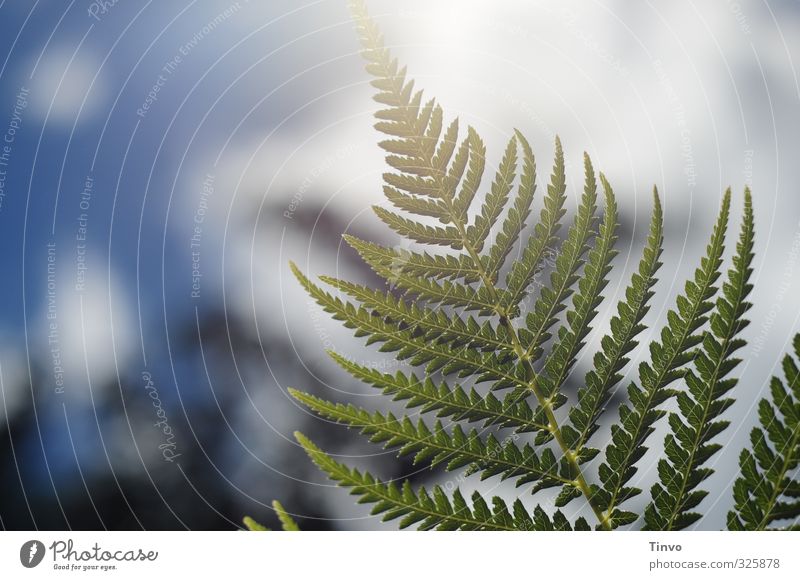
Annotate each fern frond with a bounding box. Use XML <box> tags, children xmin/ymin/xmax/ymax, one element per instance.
<box><xmin>564</xmin><ymin>189</ymin><xmax>664</xmax><ymax>457</ymax></box>
<box><xmin>465</xmin><ymin>136</ymin><xmax>518</xmax><ymax>251</ymax></box>
<box><xmin>375</xmin><ymin>269</ymin><xmax>503</xmax><ymax>315</ymax></box>
<box><xmin>728</xmin><ymin>331</ymin><xmax>800</xmax><ymax>530</ymax></box>
<box><xmin>327</xmin><ymin>351</ymin><xmax>547</xmax><ymax>433</ymax></box>
<box><xmin>383</xmin><ymin>172</ymin><xmax>440</xmax><ymax>197</ymax></box>
<box><xmin>291</xmin><ymin>262</ymin><xmax>521</xmax><ymax>386</ymax></box>
<box><xmin>500</xmin><ymin>163</ymin><xmax>614</xmax><ymax>448</ymax></box>
<box><xmin>432</xmin><ymin>117</ymin><xmax>463</xmax><ymax>175</ymax></box>
<box><xmin>443</xmin><ymin>128</ymin><xmax>483</xmax><ymax>215</ymax></box>
<box><xmin>373</xmin><ymin>206</ymin><xmax>464</xmax><ymax>248</ymax></box>
<box><xmin>295</xmin><ymin>431</ymin><xmax>543</xmax><ymax>530</ymax></box>
<box><xmin>318</xmin><ymin>276</ymin><xmax>514</xmax><ymax>354</ymax></box>
<box><xmin>501</xmin><ymin>136</ymin><xmax>568</xmax><ymax>314</ymax></box>
<box><xmin>537</xmin><ymin>169</ymin><xmax>618</xmax><ymax>408</ymax></box>
<box><xmin>344</xmin><ymin>235</ymin><xmax>483</xmax><ymax>283</ymax></box>
<box><xmin>242</xmin><ymin>516</ymin><xmax>269</xmax><ymax>531</ymax></box>
<box><xmin>531</xmin><ymin>506</ymin><xmax>591</xmax><ymax>531</ymax></box>
<box><xmin>596</xmin><ymin>190</ymin><xmax>730</xmax><ymax>529</ymax></box>
<box><xmin>645</xmin><ymin>189</ymin><xmax>754</xmax><ymax>530</ymax></box>
<box><xmin>277</xmin><ymin>0</ymin><xmax>790</xmax><ymax>532</ymax></box>
<box><xmin>272</xmin><ymin>500</ymin><xmax>301</xmax><ymax>531</ymax></box>
<box><xmin>290</xmin><ymin>389</ymin><xmax>574</xmax><ymax>491</ymax></box>
<box><xmin>243</xmin><ymin>502</ymin><xmax>301</xmax><ymax>531</ymax></box>
<box><xmin>384</xmin><ymin>186</ymin><xmax>450</xmax><ymax>220</ymax></box>
<box><xmin>517</xmin><ymin>152</ymin><xmax>598</xmax><ymax>365</ymax></box>
<box><xmin>484</xmin><ymin>130</ymin><xmax>537</xmax><ymax>281</ymax></box>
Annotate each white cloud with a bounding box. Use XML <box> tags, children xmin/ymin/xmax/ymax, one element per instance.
<box><xmin>28</xmin><ymin>48</ymin><xmax>107</xmax><ymax>125</ymax></box>
<box><xmin>37</xmin><ymin>255</ymin><xmax>136</xmax><ymax>404</ymax></box>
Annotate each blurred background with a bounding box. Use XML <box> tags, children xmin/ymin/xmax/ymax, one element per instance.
<box><xmin>0</xmin><ymin>0</ymin><xmax>799</xmax><ymax>530</ymax></box>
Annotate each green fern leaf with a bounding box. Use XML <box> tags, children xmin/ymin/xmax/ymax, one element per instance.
<box><xmin>343</xmin><ymin>235</ymin><xmax>483</xmax><ymax>283</ymax></box>
<box><xmin>295</xmin><ymin>431</ymin><xmax>550</xmax><ymax>530</ymax></box>
<box><xmin>500</xmin><ymin>137</ymin><xmax>567</xmax><ymax>317</ymax></box>
<box><xmin>291</xmin><ymin>262</ymin><xmax>521</xmax><ymax>385</ymax></box>
<box><xmin>465</xmin><ymin>136</ymin><xmax>518</xmax><ymax>251</ymax></box>
<box><xmin>484</xmin><ymin>130</ymin><xmax>537</xmax><ymax>281</ymax></box>
<box><xmin>383</xmin><ymin>186</ymin><xmax>450</xmax><ymax>220</ymax></box>
<box><xmin>538</xmin><ymin>168</ymin><xmax>618</xmax><ymax>405</ymax></box>
<box><xmin>290</xmin><ymin>389</ymin><xmax>573</xmax><ymax>491</ymax></box>
<box><xmin>369</xmin><ymin>266</ymin><xmax>503</xmax><ymax>314</ymax></box>
<box><xmin>327</xmin><ymin>351</ymin><xmax>547</xmax><ymax>432</ymax></box>
<box><xmin>597</xmin><ymin>195</ymin><xmax>730</xmax><ymax>527</ymax></box>
<box><xmin>516</xmin><ymin>152</ymin><xmax>598</xmax><ymax>365</ymax></box>
<box><xmin>372</xmin><ymin>206</ymin><xmax>464</xmax><ymax>248</ymax></box>
<box><xmin>273</xmin><ymin>500</ymin><xmax>301</xmax><ymax>531</ymax></box>
<box><xmin>318</xmin><ymin>276</ymin><xmax>514</xmax><ymax>353</ymax></box>
<box><xmin>274</xmin><ymin>0</ymin><xmax>796</xmax><ymax>532</ymax></box>
<box><xmin>595</xmin><ymin>190</ymin><xmax>731</xmax><ymax>529</ymax></box>
<box><xmin>450</xmin><ymin>129</ymin><xmax>486</xmax><ymax>222</ymax></box>
<box><xmin>645</xmin><ymin>189</ymin><xmax>754</xmax><ymax>530</ymax></box>
<box><xmin>532</xmin><ymin>506</ymin><xmax>591</xmax><ymax>531</ymax></box>
<box><xmin>242</xmin><ymin>516</ymin><xmax>269</xmax><ymax>531</ymax></box>
<box><xmin>564</xmin><ymin>188</ymin><xmax>664</xmax><ymax>457</ymax></box>
<box><xmin>499</xmin><ymin>163</ymin><xmax>615</xmax><ymax>450</ymax></box>
<box><xmin>728</xmin><ymin>330</ymin><xmax>800</xmax><ymax>530</ymax></box>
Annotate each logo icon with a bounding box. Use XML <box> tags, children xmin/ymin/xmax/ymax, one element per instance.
<box><xmin>20</xmin><ymin>540</ymin><xmax>45</xmax><ymax>568</ymax></box>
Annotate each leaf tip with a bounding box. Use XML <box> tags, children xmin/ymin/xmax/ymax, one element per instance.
<box><xmin>242</xmin><ymin>516</ymin><xmax>269</xmax><ymax>531</ymax></box>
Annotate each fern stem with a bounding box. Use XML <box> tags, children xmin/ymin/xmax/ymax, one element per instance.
<box><xmin>509</xmin><ymin>329</ymin><xmax>611</xmax><ymax>530</ymax></box>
